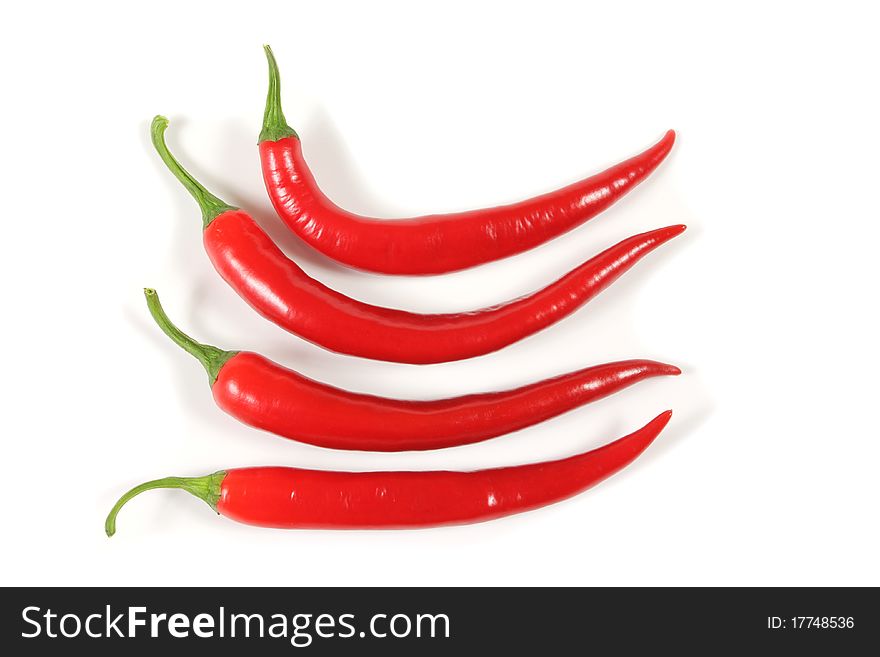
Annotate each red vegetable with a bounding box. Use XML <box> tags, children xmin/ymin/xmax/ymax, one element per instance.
<box><xmin>145</xmin><ymin>289</ymin><xmax>679</xmax><ymax>451</ymax></box>
<box><xmin>105</xmin><ymin>410</ymin><xmax>671</xmax><ymax>533</ymax></box>
<box><xmin>152</xmin><ymin>117</ymin><xmax>684</xmax><ymax>364</ymax></box>
<box><xmin>259</xmin><ymin>45</ymin><xmax>675</xmax><ymax>275</ymax></box>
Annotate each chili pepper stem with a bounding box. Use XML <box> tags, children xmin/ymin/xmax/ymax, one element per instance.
<box><xmin>143</xmin><ymin>288</ymin><xmax>236</xmax><ymax>385</ymax></box>
<box><xmin>150</xmin><ymin>115</ymin><xmax>238</xmax><ymax>228</ymax></box>
<box><xmin>105</xmin><ymin>472</ymin><xmax>226</xmax><ymax>537</ymax></box>
<box><xmin>259</xmin><ymin>45</ymin><xmax>298</xmax><ymax>143</ymax></box>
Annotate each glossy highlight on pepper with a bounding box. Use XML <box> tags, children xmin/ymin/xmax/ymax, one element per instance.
<box><xmin>152</xmin><ymin>116</ymin><xmax>685</xmax><ymax>364</ymax></box>
<box><xmin>259</xmin><ymin>45</ymin><xmax>675</xmax><ymax>275</ymax></box>
<box><xmin>144</xmin><ymin>289</ymin><xmax>679</xmax><ymax>451</ymax></box>
<box><xmin>105</xmin><ymin>410</ymin><xmax>672</xmax><ymax>534</ymax></box>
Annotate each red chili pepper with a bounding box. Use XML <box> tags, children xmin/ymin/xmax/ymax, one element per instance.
<box><xmin>152</xmin><ymin>117</ymin><xmax>684</xmax><ymax>364</ymax></box>
<box><xmin>258</xmin><ymin>46</ymin><xmax>675</xmax><ymax>275</ymax></box>
<box><xmin>105</xmin><ymin>410</ymin><xmax>671</xmax><ymax>534</ymax></box>
<box><xmin>145</xmin><ymin>289</ymin><xmax>678</xmax><ymax>451</ymax></box>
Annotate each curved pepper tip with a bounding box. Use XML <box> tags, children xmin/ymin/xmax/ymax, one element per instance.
<box><xmin>651</xmin><ymin>130</ymin><xmax>676</xmax><ymax>161</ymax></box>
<box><xmin>663</xmin><ymin>224</ymin><xmax>687</xmax><ymax>237</ymax></box>
<box><xmin>653</xmin><ymin>409</ymin><xmax>674</xmax><ymax>429</ymax></box>
<box><xmin>618</xmin><ymin>409</ymin><xmax>673</xmax><ymax>457</ymax></box>
<box><xmin>643</xmin><ymin>224</ymin><xmax>686</xmax><ymax>245</ymax></box>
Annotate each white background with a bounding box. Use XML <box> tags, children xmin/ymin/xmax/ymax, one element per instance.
<box><xmin>1</xmin><ymin>0</ymin><xmax>877</xmax><ymax>586</ymax></box>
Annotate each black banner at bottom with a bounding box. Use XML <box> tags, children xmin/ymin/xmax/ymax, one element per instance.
<box><xmin>1</xmin><ymin>587</ymin><xmax>875</xmax><ymax>653</ymax></box>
